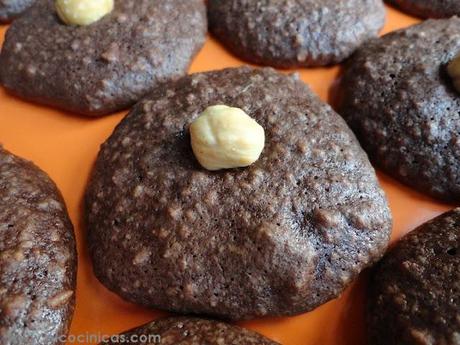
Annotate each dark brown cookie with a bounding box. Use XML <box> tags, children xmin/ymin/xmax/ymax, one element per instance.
<box><xmin>368</xmin><ymin>208</ymin><xmax>460</xmax><ymax>345</ymax></box>
<box><xmin>386</xmin><ymin>0</ymin><xmax>460</xmax><ymax>19</ymax></box>
<box><xmin>0</xmin><ymin>0</ymin><xmax>35</xmax><ymax>23</ymax></box>
<box><xmin>338</xmin><ymin>18</ymin><xmax>460</xmax><ymax>202</ymax></box>
<box><xmin>0</xmin><ymin>147</ymin><xmax>77</xmax><ymax>345</ymax></box>
<box><xmin>207</xmin><ymin>0</ymin><xmax>385</xmax><ymax>68</ymax></box>
<box><xmin>0</xmin><ymin>0</ymin><xmax>206</xmax><ymax>116</ymax></box>
<box><xmin>101</xmin><ymin>317</ymin><xmax>279</xmax><ymax>345</ymax></box>
<box><xmin>86</xmin><ymin>66</ymin><xmax>392</xmax><ymax>320</ymax></box>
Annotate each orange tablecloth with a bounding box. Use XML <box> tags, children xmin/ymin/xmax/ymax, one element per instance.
<box><xmin>0</xmin><ymin>5</ymin><xmax>453</xmax><ymax>344</ymax></box>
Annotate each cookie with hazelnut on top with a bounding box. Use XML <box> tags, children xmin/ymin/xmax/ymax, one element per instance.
<box><xmin>338</xmin><ymin>18</ymin><xmax>460</xmax><ymax>202</ymax></box>
<box><xmin>0</xmin><ymin>0</ymin><xmax>207</xmax><ymax>116</ymax></box>
<box><xmin>85</xmin><ymin>66</ymin><xmax>392</xmax><ymax>320</ymax></box>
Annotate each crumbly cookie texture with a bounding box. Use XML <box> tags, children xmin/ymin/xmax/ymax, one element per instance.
<box><xmin>339</xmin><ymin>18</ymin><xmax>460</xmax><ymax>201</ymax></box>
<box><xmin>0</xmin><ymin>0</ymin><xmax>207</xmax><ymax>116</ymax></box>
<box><xmin>368</xmin><ymin>208</ymin><xmax>460</xmax><ymax>345</ymax></box>
<box><xmin>0</xmin><ymin>147</ymin><xmax>77</xmax><ymax>345</ymax></box>
<box><xmin>208</xmin><ymin>0</ymin><xmax>385</xmax><ymax>67</ymax></box>
<box><xmin>86</xmin><ymin>66</ymin><xmax>392</xmax><ymax>320</ymax></box>
<box><xmin>100</xmin><ymin>317</ymin><xmax>279</xmax><ymax>345</ymax></box>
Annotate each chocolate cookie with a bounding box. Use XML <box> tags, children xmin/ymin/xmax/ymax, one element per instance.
<box><xmin>207</xmin><ymin>0</ymin><xmax>386</xmax><ymax>68</ymax></box>
<box><xmin>368</xmin><ymin>208</ymin><xmax>460</xmax><ymax>345</ymax></box>
<box><xmin>0</xmin><ymin>0</ymin><xmax>35</xmax><ymax>23</ymax></box>
<box><xmin>338</xmin><ymin>18</ymin><xmax>460</xmax><ymax>202</ymax></box>
<box><xmin>386</xmin><ymin>0</ymin><xmax>460</xmax><ymax>19</ymax></box>
<box><xmin>0</xmin><ymin>147</ymin><xmax>77</xmax><ymax>344</ymax></box>
<box><xmin>101</xmin><ymin>317</ymin><xmax>279</xmax><ymax>345</ymax></box>
<box><xmin>0</xmin><ymin>0</ymin><xmax>206</xmax><ymax>116</ymax></box>
<box><xmin>86</xmin><ymin>66</ymin><xmax>392</xmax><ymax>320</ymax></box>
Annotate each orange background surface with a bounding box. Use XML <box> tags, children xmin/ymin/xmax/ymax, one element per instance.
<box><xmin>0</xmin><ymin>5</ymin><xmax>456</xmax><ymax>345</ymax></box>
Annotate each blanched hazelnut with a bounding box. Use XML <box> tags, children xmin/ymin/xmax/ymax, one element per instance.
<box><xmin>56</xmin><ymin>0</ymin><xmax>114</xmax><ymax>26</ymax></box>
<box><xmin>447</xmin><ymin>54</ymin><xmax>460</xmax><ymax>93</ymax></box>
<box><xmin>190</xmin><ymin>105</ymin><xmax>265</xmax><ymax>171</ymax></box>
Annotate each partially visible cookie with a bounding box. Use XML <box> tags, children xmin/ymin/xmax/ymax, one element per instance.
<box><xmin>0</xmin><ymin>0</ymin><xmax>206</xmax><ymax>116</ymax></box>
<box><xmin>0</xmin><ymin>0</ymin><xmax>35</xmax><ymax>23</ymax></box>
<box><xmin>0</xmin><ymin>147</ymin><xmax>77</xmax><ymax>345</ymax></box>
<box><xmin>338</xmin><ymin>18</ymin><xmax>460</xmax><ymax>202</ymax></box>
<box><xmin>207</xmin><ymin>0</ymin><xmax>385</xmax><ymax>68</ymax></box>
<box><xmin>386</xmin><ymin>0</ymin><xmax>460</xmax><ymax>19</ymax></box>
<box><xmin>86</xmin><ymin>66</ymin><xmax>392</xmax><ymax>320</ymax></box>
<box><xmin>368</xmin><ymin>208</ymin><xmax>460</xmax><ymax>345</ymax></box>
<box><xmin>101</xmin><ymin>317</ymin><xmax>279</xmax><ymax>345</ymax></box>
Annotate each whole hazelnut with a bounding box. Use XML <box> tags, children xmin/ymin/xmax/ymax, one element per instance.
<box><xmin>190</xmin><ymin>105</ymin><xmax>265</xmax><ymax>171</ymax></box>
<box><xmin>55</xmin><ymin>0</ymin><xmax>114</xmax><ymax>26</ymax></box>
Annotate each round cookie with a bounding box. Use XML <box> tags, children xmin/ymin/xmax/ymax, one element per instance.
<box><xmin>368</xmin><ymin>208</ymin><xmax>460</xmax><ymax>345</ymax></box>
<box><xmin>0</xmin><ymin>0</ymin><xmax>35</xmax><ymax>23</ymax></box>
<box><xmin>0</xmin><ymin>147</ymin><xmax>77</xmax><ymax>344</ymax></box>
<box><xmin>101</xmin><ymin>317</ymin><xmax>279</xmax><ymax>345</ymax></box>
<box><xmin>207</xmin><ymin>0</ymin><xmax>386</xmax><ymax>68</ymax></box>
<box><xmin>338</xmin><ymin>18</ymin><xmax>460</xmax><ymax>202</ymax></box>
<box><xmin>386</xmin><ymin>0</ymin><xmax>460</xmax><ymax>19</ymax></box>
<box><xmin>86</xmin><ymin>66</ymin><xmax>392</xmax><ymax>320</ymax></box>
<box><xmin>0</xmin><ymin>0</ymin><xmax>206</xmax><ymax>116</ymax></box>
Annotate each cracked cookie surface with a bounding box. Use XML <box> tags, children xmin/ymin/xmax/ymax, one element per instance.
<box><xmin>86</xmin><ymin>66</ymin><xmax>392</xmax><ymax>320</ymax></box>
